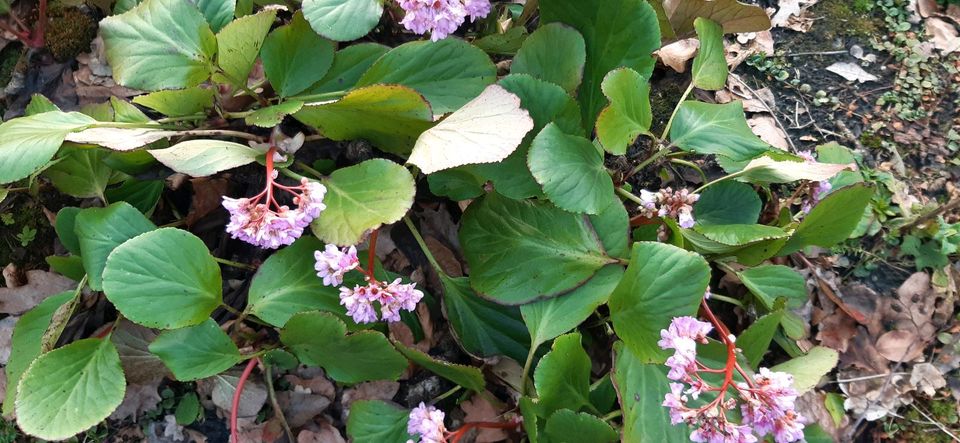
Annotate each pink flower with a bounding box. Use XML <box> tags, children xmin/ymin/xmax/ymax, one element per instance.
<box><xmin>740</xmin><ymin>368</ymin><xmax>803</xmax><ymax>441</ymax></box>
<box><xmin>636</xmin><ymin>187</ymin><xmax>700</xmax><ymax>228</ymax></box>
<box><xmin>463</xmin><ymin>0</ymin><xmax>491</xmax><ymax>20</ymax></box>
<box><xmin>407</xmin><ymin>402</ymin><xmax>446</xmax><ymax>443</ymax></box>
<box><xmin>397</xmin><ymin>0</ymin><xmax>491</xmax><ymax>40</ymax></box>
<box><xmin>339</xmin><ymin>285</ymin><xmax>380</xmax><ymax>324</ymax></box>
<box><xmin>315</xmin><ymin>244</ymin><xmax>359</xmax><ymax>286</ymax></box>
<box><xmin>797</xmin><ymin>151</ymin><xmax>833</xmax><ymax>214</ymax></box>
<box><xmin>223</xmin><ymin>177</ymin><xmax>326</xmax><ymax>249</ymax></box>
<box><xmin>337</xmin><ymin>279</ymin><xmax>425</xmax><ymax>324</ymax></box>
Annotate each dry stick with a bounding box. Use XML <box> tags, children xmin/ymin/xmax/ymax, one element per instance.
<box><xmin>264</xmin><ymin>364</ymin><xmax>295</xmax><ymax>443</ymax></box>
<box><xmin>784</xmin><ymin>50</ymin><xmax>849</xmax><ymax>57</ymax></box>
<box><xmin>728</xmin><ymin>74</ymin><xmax>797</xmax><ymax>152</ymax></box>
<box><xmin>792</xmin><ymin>254</ymin><xmax>868</xmax><ymax>324</ymax></box>
<box><xmin>231</xmin><ymin>358</ymin><xmax>260</xmax><ymax>443</ymax></box>
<box><xmin>911</xmin><ymin>403</ymin><xmax>960</xmax><ymax>442</ymax></box>
<box><xmin>899</xmin><ymin>196</ymin><xmax>960</xmax><ymax>233</ymax></box>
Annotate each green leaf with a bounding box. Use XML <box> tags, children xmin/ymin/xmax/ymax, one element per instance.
<box><xmin>110</xmin><ymin>97</ymin><xmax>151</xmax><ymax>123</ymax></box>
<box><xmin>25</xmin><ymin>94</ymin><xmax>58</xmax><ymax>115</ymax></box>
<box><xmin>346</xmin><ymin>400</ymin><xmax>414</xmax><ymax>443</ymax></box>
<box><xmin>533</xmin><ymin>333</ymin><xmax>592</xmax><ymax>415</ymax></box>
<box><xmin>770</xmin><ymin>346</ymin><xmax>838</xmax><ymax>393</ymax></box>
<box><xmin>540</xmin><ymin>0</ymin><xmax>660</xmax><ymax>130</ymax></box>
<box><xmin>102</xmin><ymin>228</ymin><xmax>222</xmax><ymax>329</ymax></box>
<box><xmin>473</xmin><ymin>26</ymin><xmax>529</xmax><ymax>55</ymax></box>
<box><xmin>174</xmin><ymin>393</ymin><xmax>201</xmax><ymax>425</ymax></box>
<box><xmin>149</xmin><ymin>139</ymin><xmax>260</xmax><ymax>176</ymax></box>
<box><xmin>104</xmin><ymin>179</ymin><xmax>164</xmax><ymax>215</ymax></box>
<box><xmin>737</xmin><ymin>311</ymin><xmax>784</xmax><ymax>367</ymax></box>
<box><xmin>778</xmin><ymin>183</ymin><xmax>875</xmax><ymax>255</ymax></box>
<box><xmin>738</xmin><ymin>265</ymin><xmax>808</xmax><ymax>310</ymax></box>
<box><xmin>132</xmin><ymin>87</ymin><xmax>215</xmax><ymax>117</ymax></box>
<box><xmin>76</xmin><ymin>202</ymin><xmax>157</xmax><ymax>290</ymax></box>
<box><xmin>663</xmin><ymin>0</ymin><xmax>771</xmax><ymax>35</ymax></box>
<box><xmin>302</xmin><ymin>43</ymin><xmax>389</xmax><ymax>95</ymax></box>
<box><xmin>261</xmin><ymin>13</ymin><xmax>335</xmax><ymax>98</ymax></box>
<box><xmin>394</xmin><ymin>342</ymin><xmax>485</xmax><ymax>391</ymax></box>
<box><xmin>803</xmin><ymin>424</ymin><xmax>835</xmax><ymax>443</ymax></box>
<box><xmin>2</xmin><ymin>291</ymin><xmax>73</xmax><ymax>417</ymax></box>
<box><xmin>280</xmin><ymin>311</ymin><xmax>407</xmax><ymax>384</ymax></box>
<box><xmin>608</xmin><ymin>242</ymin><xmax>710</xmax><ymax>362</ymax></box>
<box><xmin>55</xmin><ymin>207</ymin><xmax>82</xmax><ymax>255</ymax></box>
<box><xmin>247</xmin><ymin>236</ymin><xmax>341</xmax><ymax>327</ymax></box>
<box><xmin>214</xmin><ymin>10</ymin><xmax>277</xmax><ymax>88</ymax></box>
<box><xmin>294</xmin><ymin>85</ymin><xmax>434</xmax><ymax>155</ymax></box>
<box><xmin>511</xmin><ymin>23</ymin><xmax>586</xmax><ymax>94</ymax></box>
<box><xmin>192</xmin><ymin>0</ymin><xmax>235</xmax><ymax>32</ymax></box>
<box><xmin>595</xmin><ymin>67</ymin><xmax>652</xmax><ymax>155</ymax></box>
<box><xmin>693</xmin><ymin>181</ymin><xmax>761</xmax><ymax>225</ymax></box>
<box><xmin>46</xmin><ymin>255</ymin><xmax>85</xmax><ymax>282</ymax></box>
<box><xmin>100</xmin><ymin>0</ymin><xmax>217</xmax><ymax>90</ymax></box>
<box><xmin>0</xmin><ymin>111</ymin><xmax>97</xmax><ymax>184</ymax></box>
<box><xmin>691</xmin><ymin>18</ymin><xmax>727</xmax><ymax>90</ymax></box>
<box><xmin>15</xmin><ymin>339</ymin><xmax>125</xmax><ymax>441</ymax></box>
<box><xmin>611</xmin><ymin>341</ymin><xmax>690</xmax><ymax>441</ymax></box>
<box><xmin>149</xmin><ymin>318</ymin><xmax>241</xmax><ymax>380</ymax></box>
<box><xmin>310</xmin><ymin>159</ymin><xmax>415</xmax><ymax>246</ymax></box>
<box><xmin>669</xmin><ymin>101</ymin><xmax>773</xmax><ymax>161</ymax></box>
<box><xmin>459</xmin><ymin>193</ymin><xmax>617</xmax><ymax>305</ymax></box>
<box><xmin>356</xmin><ymin>38</ymin><xmax>497</xmax><ymax>114</ymax></box>
<box><xmin>302</xmin><ymin>0</ymin><xmax>383</xmax><ymax>42</ymax></box>
<box><xmin>590</xmin><ymin>198</ymin><xmax>631</xmax><ymax>259</ymax></box>
<box><xmin>544</xmin><ymin>409</ymin><xmax>618</xmax><ymax>443</ymax></box>
<box><xmin>528</xmin><ymin>123</ymin><xmax>615</xmax><ymax>214</ymax></box>
<box><xmin>694</xmin><ymin>224</ymin><xmax>788</xmax><ymax>246</ymax></box>
<box><xmin>440</xmin><ymin>275</ymin><xmax>530</xmax><ymax>363</ymax></box>
<box><xmin>43</xmin><ymin>147</ymin><xmax>115</xmax><ymax>199</ymax></box>
<box><xmin>521</xmin><ymin>264</ymin><xmax>624</xmax><ymax>350</ymax></box>
<box><xmin>245</xmin><ymin>101</ymin><xmax>304</xmax><ymax>128</ymax></box>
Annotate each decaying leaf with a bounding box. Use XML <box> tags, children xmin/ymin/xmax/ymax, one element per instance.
<box><xmin>747</xmin><ymin>115</ymin><xmax>789</xmax><ymax>150</ymax></box>
<box><xmin>657</xmin><ymin>38</ymin><xmax>699</xmax><ymax>73</ymax></box>
<box><xmin>925</xmin><ymin>18</ymin><xmax>960</xmax><ymax>54</ymax></box>
<box><xmin>825</xmin><ymin>62</ymin><xmax>879</xmax><ymax>83</ymax></box>
<box><xmin>0</xmin><ymin>269</ymin><xmax>75</xmax><ymax>315</ymax></box>
<box><xmin>461</xmin><ymin>393</ymin><xmax>510</xmax><ymax>442</ymax></box>
<box><xmin>875</xmin><ymin>330</ymin><xmax>924</xmax><ymax>362</ymax></box>
<box><xmin>910</xmin><ymin>363</ymin><xmax>946</xmax><ymax>396</ymax></box>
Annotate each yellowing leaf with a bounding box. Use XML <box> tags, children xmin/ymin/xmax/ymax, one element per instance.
<box><xmin>408</xmin><ymin>85</ymin><xmax>534</xmax><ymax>174</ymax></box>
<box><xmin>737</xmin><ymin>156</ymin><xmax>854</xmax><ymax>184</ymax></box>
<box><xmin>64</xmin><ymin>127</ymin><xmax>178</xmax><ymax>151</ymax></box>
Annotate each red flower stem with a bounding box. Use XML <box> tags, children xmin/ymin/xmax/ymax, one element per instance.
<box><xmin>264</xmin><ymin>146</ymin><xmax>276</xmax><ymax>210</ymax></box>
<box><xmin>231</xmin><ymin>358</ymin><xmax>260</xmax><ymax>443</ymax></box>
<box><xmin>32</xmin><ymin>0</ymin><xmax>46</xmax><ymax>47</ymax></box>
<box><xmin>366</xmin><ymin>229</ymin><xmax>379</xmax><ymax>280</ymax></box>
<box><xmin>447</xmin><ymin>421</ymin><xmax>520</xmax><ymax>443</ymax></box>
<box><xmin>699</xmin><ymin>299</ymin><xmax>739</xmax><ymax>407</ymax></box>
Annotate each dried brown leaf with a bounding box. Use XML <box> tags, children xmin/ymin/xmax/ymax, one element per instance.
<box><xmin>460</xmin><ymin>394</ymin><xmax>509</xmax><ymax>442</ymax></box>
<box><xmin>186</xmin><ymin>177</ymin><xmax>230</xmax><ymax>226</ymax></box>
<box><xmin>657</xmin><ymin>38</ymin><xmax>699</xmax><ymax>73</ymax></box>
<box><xmin>875</xmin><ymin>330</ymin><xmax>925</xmax><ymax>362</ymax></box>
<box><xmin>0</xmin><ymin>269</ymin><xmax>75</xmax><ymax>314</ymax></box>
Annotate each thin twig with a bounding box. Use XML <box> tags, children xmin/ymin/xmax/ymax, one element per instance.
<box><xmin>899</xmin><ymin>196</ymin><xmax>960</xmax><ymax>233</ymax></box>
<box><xmin>729</xmin><ymin>74</ymin><xmax>797</xmax><ymax>152</ymax></box>
<box><xmin>911</xmin><ymin>402</ymin><xmax>960</xmax><ymax>441</ymax></box>
<box><xmin>264</xmin><ymin>364</ymin><xmax>295</xmax><ymax>443</ymax></box>
<box><xmin>784</xmin><ymin>50</ymin><xmax>849</xmax><ymax>57</ymax></box>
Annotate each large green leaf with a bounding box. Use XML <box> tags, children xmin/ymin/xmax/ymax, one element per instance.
<box><xmin>608</xmin><ymin>242</ymin><xmax>710</xmax><ymax>362</ymax></box>
<box><xmin>132</xmin><ymin>87</ymin><xmax>215</xmax><ymax>117</ymax></box>
<box><xmin>15</xmin><ymin>339</ymin><xmax>125</xmax><ymax>440</ymax></box>
<box><xmin>102</xmin><ymin>228</ymin><xmax>222</xmax><ymax>329</ymax></box>
<box><xmin>191</xmin><ymin>0</ymin><xmax>235</xmax><ymax>32</ymax></box>
<box><xmin>356</xmin><ymin>38</ymin><xmax>496</xmax><ymax>114</ymax></box>
<box><xmin>43</xmin><ymin>147</ymin><xmax>117</xmax><ymax>200</ymax></box>
<box><xmin>528</xmin><ymin>123</ymin><xmax>615</xmax><ymax>214</ymax></box>
<box><xmin>213</xmin><ymin>10</ymin><xmax>276</xmax><ymax>89</ymax></box>
<box><xmin>294</xmin><ymin>85</ymin><xmax>434</xmax><ymax>155</ymax></box>
<box><xmin>595</xmin><ymin>67</ymin><xmax>652</xmax><ymax>155</ymax></box>
<box><xmin>544</xmin><ymin>409</ymin><xmax>618</xmax><ymax>443</ymax></box>
<box><xmin>737</xmin><ymin>264</ymin><xmax>808</xmax><ymax>310</ymax></box>
<box><xmin>663</xmin><ymin>0</ymin><xmax>771</xmax><ymax>35</ymax></box>
<box><xmin>611</xmin><ymin>341</ymin><xmax>690</xmax><ymax>441</ymax></box>
<box><xmin>149</xmin><ymin>139</ymin><xmax>260</xmax><ymax>177</ymax></box>
<box><xmin>302</xmin><ymin>43</ymin><xmax>389</xmax><ymax>95</ymax></box>
<box><xmin>511</xmin><ymin>23</ymin><xmax>586</xmax><ymax>94</ymax></box>
<box><xmin>302</xmin><ymin>0</ymin><xmax>383</xmax><ymax>41</ymax></box>
<box><xmin>540</xmin><ymin>0</ymin><xmax>660</xmax><ymax>130</ymax></box>
<box><xmin>394</xmin><ymin>343</ymin><xmax>485</xmax><ymax>391</ymax></box>
<box><xmin>310</xmin><ymin>159</ymin><xmax>415</xmax><ymax>246</ymax></box>
<box><xmin>770</xmin><ymin>346</ymin><xmax>838</xmax><ymax>393</ymax></box>
<box><xmin>247</xmin><ymin>236</ymin><xmax>341</xmax><ymax>327</ymax></box>
<box><xmin>104</xmin><ymin>179</ymin><xmax>164</xmax><ymax>215</ymax></box>
<box><xmin>533</xmin><ymin>333</ymin><xmax>591</xmax><ymax>415</ymax></box>
<box><xmin>778</xmin><ymin>183</ymin><xmax>875</xmax><ymax>255</ymax></box>
<box><xmin>521</xmin><ymin>264</ymin><xmax>624</xmax><ymax>350</ymax></box>
<box><xmin>0</xmin><ymin>111</ymin><xmax>96</xmax><ymax>184</ymax></box>
<box><xmin>737</xmin><ymin>311</ymin><xmax>784</xmax><ymax>368</ymax></box>
<box><xmin>100</xmin><ymin>0</ymin><xmax>217</xmax><ymax>90</ymax></box>
<box><xmin>54</xmin><ymin>207</ymin><xmax>82</xmax><ymax>255</ymax></box>
<box><xmin>149</xmin><ymin>318</ymin><xmax>242</xmax><ymax>380</ymax></box>
<box><xmin>459</xmin><ymin>193</ymin><xmax>617</xmax><ymax>305</ymax></box>
<box><xmin>261</xmin><ymin>13</ymin><xmax>336</xmax><ymax>98</ymax></box>
<box><xmin>441</xmin><ymin>275</ymin><xmax>530</xmax><ymax>363</ymax></box>
<box><xmin>669</xmin><ymin>101</ymin><xmax>773</xmax><ymax>161</ymax></box>
<box><xmin>346</xmin><ymin>400</ymin><xmax>414</xmax><ymax>443</ymax></box>
<box><xmin>694</xmin><ymin>224</ymin><xmax>788</xmax><ymax>246</ymax></box>
<box><xmin>2</xmin><ymin>291</ymin><xmax>73</xmax><ymax>417</ymax></box>
<box><xmin>693</xmin><ymin>181</ymin><xmax>761</xmax><ymax>225</ymax></box>
<box><xmin>691</xmin><ymin>18</ymin><xmax>727</xmax><ymax>91</ymax></box>
<box><xmin>76</xmin><ymin>202</ymin><xmax>157</xmax><ymax>290</ymax></box>
<box><xmin>280</xmin><ymin>311</ymin><xmax>407</xmax><ymax>384</ymax></box>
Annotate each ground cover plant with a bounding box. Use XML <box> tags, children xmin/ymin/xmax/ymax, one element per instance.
<box><xmin>0</xmin><ymin>0</ymin><xmax>957</xmax><ymax>441</ymax></box>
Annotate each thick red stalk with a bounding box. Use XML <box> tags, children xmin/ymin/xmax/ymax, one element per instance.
<box><xmin>366</xmin><ymin>229</ymin><xmax>379</xmax><ymax>280</ymax></box>
<box><xmin>447</xmin><ymin>421</ymin><xmax>520</xmax><ymax>443</ymax></box>
<box><xmin>231</xmin><ymin>358</ymin><xmax>260</xmax><ymax>443</ymax></box>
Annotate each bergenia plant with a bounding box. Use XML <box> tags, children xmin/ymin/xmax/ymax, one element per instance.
<box><xmin>0</xmin><ymin>0</ymin><xmax>875</xmax><ymax>441</ymax></box>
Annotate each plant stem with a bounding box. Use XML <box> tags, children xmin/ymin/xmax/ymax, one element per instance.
<box><xmin>231</xmin><ymin>358</ymin><xmax>260</xmax><ymax>443</ymax></box>
<box><xmin>278</xmin><ymin>168</ymin><xmax>306</xmax><ymax>181</ymax></box>
<box><xmin>520</xmin><ymin>344</ymin><xmax>539</xmax><ymax>397</ymax></box>
<box><xmin>156</xmin><ymin>114</ymin><xmax>207</xmax><ymax>124</ymax></box>
<box><xmin>174</xmin><ymin>129</ymin><xmax>264</xmax><ymax>142</ymax></box>
<box><xmin>616</xmin><ymin>187</ymin><xmax>647</xmax><ymax>206</ymax></box>
<box><xmin>708</xmin><ymin>293</ymin><xmax>743</xmax><ymax>308</ymax></box>
<box><xmin>213</xmin><ymin>257</ymin><xmax>256</xmax><ymax>271</ymax></box>
<box><xmin>669</xmin><ymin>158</ymin><xmax>707</xmax><ymax>183</ymax></box>
<box><xmin>264</xmin><ymin>364</ymin><xmax>295</xmax><ymax>443</ymax></box>
<box><xmin>659</xmin><ymin>82</ymin><xmax>695</xmax><ymax>141</ymax></box>
<box><xmin>627</xmin><ymin>143</ymin><xmax>673</xmax><ymax>179</ymax></box>
<box><xmin>366</xmin><ymin>229</ymin><xmax>379</xmax><ymax>281</ymax></box>
<box><xmin>287</xmin><ymin>90</ymin><xmax>347</xmax><ymax>103</ymax></box>
<box><xmin>218</xmin><ymin>70</ymin><xmax>269</xmax><ymax>107</ymax></box>
<box><xmin>402</xmin><ymin>216</ymin><xmax>445</xmax><ymax>276</ymax></box>
<box><xmin>694</xmin><ymin>170</ymin><xmax>745</xmax><ymax>194</ymax></box>
<box><xmin>431</xmin><ymin>385</ymin><xmax>463</xmax><ymax>403</ymax></box>
<box><xmin>602</xmin><ymin>410</ymin><xmax>623</xmax><ymax>422</ymax></box>
<box><xmin>294</xmin><ymin>161</ymin><xmax>325</xmax><ymax>179</ymax></box>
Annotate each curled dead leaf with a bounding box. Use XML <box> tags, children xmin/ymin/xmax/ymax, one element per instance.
<box><xmin>657</xmin><ymin>38</ymin><xmax>699</xmax><ymax>73</ymax></box>
<box><xmin>875</xmin><ymin>330</ymin><xmax>925</xmax><ymax>362</ymax></box>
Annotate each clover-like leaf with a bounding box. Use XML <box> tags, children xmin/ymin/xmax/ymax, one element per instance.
<box><xmin>302</xmin><ymin>43</ymin><xmax>390</xmax><ymax>96</ymax></box>
<box><xmin>394</xmin><ymin>342</ymin><xmax>486</xmax><ymax>391</ymax></box>
<box><xmin>102</xmin><ymin>228</ymin><xmax>222</xmax><ymax>329</ymax></box>
<box><xmin>0</xmin><ymin>111</ymin><xmax>96</xmax><ymax>184</ymax></box>
<box><xmin>770</xmin><ymin>346</ymin><xmax>839</xmax><ymax>393</ymax></box>
<box><xmin>149</xmin><ymin>319</ymin><xmax>242</xmax><ymax>380</ymax></box>
<box><xmin>778</xmin><ymin>183</ymin><xmax>875</xmax><ymax>255</ymax></box>
<box><xmin>738</xmin><ymin>265</ymin><xmax>808</xmax><ymax>311</ymax></box>
<box><xmin>281</xmin><ymin>311</ymin><xmax>407</xmax><ymax>384</ymax></box>
<box><xmin>533</xmin><ymin>333</ymin><xmax>592</xmax><ymax>415</ymax></box>
<box><xmin>43</xmin><ymin>147</ymin><xmax>117</xmax><ymax>199</ymax></box>
<box><xmin>441</xmin><ymin>275</ymin><xmax>530</xmax><ymax>363</ymax></box>
<box><xmin>693</xmin><ymin>181</ymin><xmax>761</xmax><ymax>225</ymax></box>
<box><xmin>347</xmin><ymin>400</ymin><xmax>414</xmax><ymax>443</ymax></box>
<box><xmin>132</xmin><ymin>87</ymin><xmax>215</xmax><ymax>117</ymax></box>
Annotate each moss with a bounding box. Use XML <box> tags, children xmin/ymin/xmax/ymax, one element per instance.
<box><xmin>0</xmin><ymin>43</ymin><xmax>23</xmax><ymax>88</ymax></box>
<box><xmin>44</xmin><ymin>8</ymin><xmax>98</xmax><ymax>61</ymax></box>
<box><xmin>860</xmin><ymin>132</ymin><xmax>884</xmax><ymax>149</ymax></box>
<box><xmin>812</xmin><ymin>0</ymin><xmax>880</xmax><ymax>39</ymax></box>
<box><xmin>649</xmin><ymin>75</ymin><xmax>686</xmax><ymax>135</ymax></box>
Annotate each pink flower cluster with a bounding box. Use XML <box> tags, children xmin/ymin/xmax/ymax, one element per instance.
<box><xmin>398</xmin><ymin>0</ymin><xmax>492</xmax><ymax>41</ymax></box>
<box><xmin>314</xmin><ymin>245</ymin><xmax>424</xmax><ymax>324</ymax></box>
<box><xmin>407</xmin><ymin>402</ymin><xmax>447</xmax><ymax>443</ymax></box>
<box><xmin>639</xmin><ymin>187</ymin><xmax>700</xmax><ymax>228</ymax></box>
<box><xmin>659</xmin><ymin>316</ymin><xmax>804</xmax><ymax>443</ymax></box>
<box><xmin>223</xmin><ymin>177</ymin><xmax>326</xmax><ymax>249</ymax></box>
<box><xmin>796</xmin><ymin>151</ymin><xmax>833</xmax><ymax>214</ymax></box>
